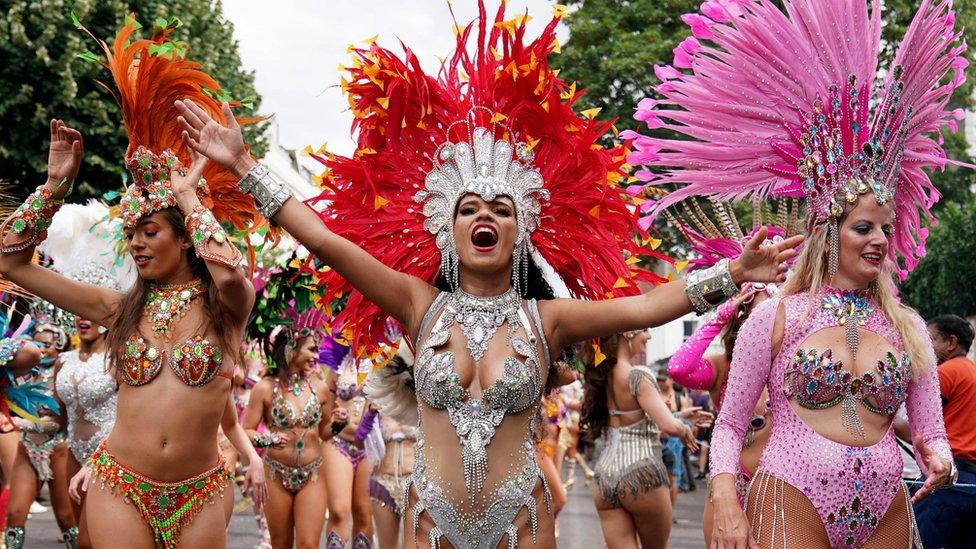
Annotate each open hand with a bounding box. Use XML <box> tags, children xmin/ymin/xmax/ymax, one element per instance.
<box><xmin>46</xmin><ymin>119</ymin><xmax>84</xmax><ymax>194</ymax></box>
<box><xmin>911</xmin><ymin>434</ymin><xmax>953</xmax><ymax>503</ymax></box>
<box><xmin>175</xmin><ymin>99</ymin><xmax>246</xmax><ymax>170</ymax></box>
<box><xmin>733</xmin><ymin>226</ymin><xmax>804</xmax><ymax>285</ymax></box>
<box><xmin>169</xmin><ymin>148</ymin><xmax>208</xmax><ymax>198</ymax></box>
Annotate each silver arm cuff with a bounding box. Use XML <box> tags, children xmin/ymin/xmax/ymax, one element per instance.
<box><xmin>684</xmin><ymin>258</ymin><xmax>739</xmax><ymax>314</ymax></box>
<box><xmin>238</xmin><ymin>163</ymin><xmax>293</xmax><ymax>219</ymax></box>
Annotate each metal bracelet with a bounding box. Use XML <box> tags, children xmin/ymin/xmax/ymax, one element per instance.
<box><xmin>684</xmin><ymin>258</ymin><xmax>739</xmax><ymax>314</ymax></box>
<box><xmin>238</xmin><ymin>163</ymin><xmax>293</xmax><ymax>219</ymax></box>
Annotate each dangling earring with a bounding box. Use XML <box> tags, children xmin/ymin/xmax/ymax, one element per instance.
<box><xmin>827</xmin><ymin>219</ymin><xmax>840</xmax><ymax>278</ymax></box>
<box><xmin>512</xmin><ymin>241</ymin><xmax>528</xmax><ymax>297</ymax></box>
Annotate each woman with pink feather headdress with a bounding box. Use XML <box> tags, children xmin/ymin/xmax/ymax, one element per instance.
<box><xmin>628</xmin><ymin>0</ymin><xmax>966</xmax><ymax>547</ymax></box>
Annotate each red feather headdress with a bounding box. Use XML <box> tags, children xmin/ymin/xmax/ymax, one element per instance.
<box><xmin>308</xmin><ymin>2</ymin><xmax>671</xmax><ymax>354</ymax></box>
<box><xmin>81</xmin><ymin>16</ymin><xmax>258</xmax><ymax>231</ymax></box>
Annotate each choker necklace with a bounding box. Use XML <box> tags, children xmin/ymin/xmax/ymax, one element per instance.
<box><xmin>821</xmin><ymin>286</ymin><xmax>874</xmax><ymax>357</ymax></box>
<box><xmin>444</xmin><ymin>288</ymin><xmax>522</xmax><ymax>362</ymax></box>
<box><xmin>286</xmin><ymin>374</ymin><xmax>306</xmax><ymax>397</ymax></box>
<box><xmin>146</xmin><ymin>280</ymin><xmax>206</xmax><ymax>336</ymax></box>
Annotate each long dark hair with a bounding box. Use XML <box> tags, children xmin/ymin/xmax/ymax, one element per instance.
<box><xmin>106</xmin><ymin>207</ymin><xmax>238</xmax><ymax>375</ymax></box>
<box><xmin>580</xmin><ymin>335</ymin><xmax>621</xmax><ymax>443</ymax></box>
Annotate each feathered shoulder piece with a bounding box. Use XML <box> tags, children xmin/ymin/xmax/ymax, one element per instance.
<box><xmin>77</xmin><ymin>14</ymin><xmax>258</xmax><ymax>230</ymax></box>
<box><xmin>631</xmin><ymin>0</ymin><xmax>967</xmax><ymax>278</ymax></box>
<box><xmin>308</xmin><ymin>1</ymin><xmax>670</xmax><ymax>353</ymax></box>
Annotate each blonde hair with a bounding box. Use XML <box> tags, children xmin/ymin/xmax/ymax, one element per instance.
<box><xmin>781</xmin><ymin>215</ymin><xmax>934</xmax><ymax>377</ymax></box>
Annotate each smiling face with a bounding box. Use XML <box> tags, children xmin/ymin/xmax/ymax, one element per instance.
<box><xmin>834</xmin><ymin>196</ymin><xmax>894</xmax><ymax>289</ymax></box>
<box><xmin>289</xmin><ymin>336</ymin><xmax>320</xmax><ymax>373</ymax></box>
<box><xmin>453</xmin><ymin>194</ymin><xmax>519</xmax><ymax>279</ymax></box>
<box><xmin>123</xmin><ymin>209</ymin><xmax>191</xmax><ymax>282</ymax></box>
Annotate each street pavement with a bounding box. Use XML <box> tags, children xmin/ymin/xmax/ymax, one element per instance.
<box><xmin>28</xmin><ymin>475</ymin><xmax>708</xmax><ymax>547</ymax></box>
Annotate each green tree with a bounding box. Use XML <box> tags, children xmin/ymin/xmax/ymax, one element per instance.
<box><xmin>0</xmin><ymin>0</ymin><xmax>265</xmax><ymax>200</ymax></box>
<box><xmin>902</xmin><ymin>195</ymin><xmax>976</xmax><ymax>318</ymax></box>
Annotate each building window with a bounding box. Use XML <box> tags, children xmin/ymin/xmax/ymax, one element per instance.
<box><xmin>683</xmin><ymin>320</ymin><xmax>696</xmax><ymax>341</ymax></box>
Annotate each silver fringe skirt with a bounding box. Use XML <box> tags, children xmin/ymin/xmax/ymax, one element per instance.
<box><xmin>594</xmin><ymin>418</ymin><xmax>670</xmax><ymax>507</ymax></box>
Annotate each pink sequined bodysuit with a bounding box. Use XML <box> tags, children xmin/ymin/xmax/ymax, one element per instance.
<box><xmin>710</xmin><ymin>288</ymin><xmax>950</xmax><ymax>547</ymax></box>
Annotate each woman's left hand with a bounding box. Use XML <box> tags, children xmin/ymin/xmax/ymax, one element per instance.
<box><xmin>243</xmin><ymin>457</ymin><xmax>268</xmax><ymax>510</ymax></box>
<box><xmin>733</xmin><ymin>226</ymin><xmax>805</xmax><ymax>285</ymax></box>
<box><xmin>911</xmin><ymin>434</ymin><xmax>953</xmax><ymax>503</ymax></box>
<box><xmin>169</xmin><ymin>149</ymin><xmax>208</xmax><ymax>199</ymax></box>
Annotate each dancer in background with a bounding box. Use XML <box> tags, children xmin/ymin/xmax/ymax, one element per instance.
<box><xmin>629</xmin><ymin>1</ymin><xmax>965</xmax><ymax>545</ymax></box>
<box><xmin>583</xmin><ymin>332</ymin><xmax>711</xmax><ymax>549</ymax></box>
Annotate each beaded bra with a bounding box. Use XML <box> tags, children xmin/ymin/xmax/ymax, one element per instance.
<box><xmin>410</xmin><ymin>289</ymin><xmax>550</xmax><ymax>549</ymax></box>
<box><xmin>271</xmin><ymin>379</ymin><xmax>322</xmax><ymax>430</ymax></box>
<box><xmin>783</xmin><ymin>287</ymin><xmax>910</xmax><ymax>437</ymax></box>
<box><xmin>119</xmin><ymin>335</ymin><xmax>228</xmax><ymax>387</ymax></box>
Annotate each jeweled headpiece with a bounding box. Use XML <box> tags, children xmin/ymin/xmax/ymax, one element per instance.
<box><xmin>308</xmin><ymin>1</ymin><xmax>671</xmax><ymax>353</ymax></box>
<box><xmin>630</xmin><ymin>0</ymin><xmax>967</xmax><ymax>279</ymax></box>
<box><xmin>80</xmin><ymin>16</ymin><xmax>259</xmax><ymax>231</ymax></box>
<box><xmin>417</xmin><ymin>107</ymin><xmax>549</xmax><ymax>293</ymax></box>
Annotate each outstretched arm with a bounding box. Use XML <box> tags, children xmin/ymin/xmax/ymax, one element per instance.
<box><xmin>542</xmin><ymin>229</ymin><xmax>801</xmax><ymax>350</ymax></box>
<box><xmin>0</xmin><ymin>120</ymin><xmax>122</xmax><ymax>325</ymax></box>
<box><xmin>174</xmin><ymin>100</ymin><xmax>436</xmax><ymax>337</ymax></box>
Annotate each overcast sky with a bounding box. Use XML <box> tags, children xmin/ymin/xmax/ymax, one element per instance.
<box><xmin>222</xmin><ymin>0</ymin><xmax>568</xmax><ymax>161</ymax></box>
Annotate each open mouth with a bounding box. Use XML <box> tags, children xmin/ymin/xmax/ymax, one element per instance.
<box><xmin>861</xmin><ymin>252</ymin><xmax>882</xmax><ymax>266</ymax></box>
<box><xmin>134</xmin><ymin>255</ymin><xmax>153</xmax><ymax>268</ymax></box>
<box><xmin>77</xmin><ymin>321</ymin><xmax>93</xmax><ymax>332</ymax></box>
<box><xmin>471</xmin><ymin>224</ymin><xmax>499</xmax><ymax>251</ymax></box>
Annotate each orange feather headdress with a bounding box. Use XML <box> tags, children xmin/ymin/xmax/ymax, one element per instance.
<box><xmin>79</xmin><ymin>15</ymin><xmax>258</xmax><ymax>231</ymax></box>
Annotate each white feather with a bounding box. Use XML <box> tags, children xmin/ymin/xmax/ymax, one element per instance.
<box><xmin>38</xmin><ymin>201</ymin><xmax>135</xmax><ymax>290</ymax></box>
<box><xmin>363</xmin><ymin>343</ymin><xmax>419</xmax><ymax>427</ymax></box>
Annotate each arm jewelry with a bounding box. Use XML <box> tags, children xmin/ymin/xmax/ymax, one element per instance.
<box><xmin>0</xmin><ymin>182</ymin><xmax>67</xmax><ymax>254</ymax></box>
<box><xmin>251</xmin><ymin>432</ymin><xmax>281</xmax><ymax>449</ymax></box>
<box><xmin>683</xmin><ymin>258</ymin><xmax>739</xmax><ymax>314</ymax></box>
<box><xmin>354</xmin><ymin>407</ymin><xmax>379</xmax><ymax>442</ymax></box>
<box><xmin>667</xmin><ymin>298</ymin><xmax>737</xmax><ymax>389</ymax></box>
<box><xmin>185</xmin><ymin>204</ymin><xmax>242</xmax><ymax>269</ymax></box>
<box><xmin>237</xmin><ymin>164</ymin><xmax>293</xmax><ymax>220</ymax></box>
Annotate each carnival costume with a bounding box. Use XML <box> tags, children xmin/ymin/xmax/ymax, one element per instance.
<box><xmin>232</xmin><ymin>1</ymin><xmax>677</xmax><ymax>545</ymax></box>
<box><xmin>13</xmin><ymin>17</ymin><xmax>263</xmax><ymax>548</ymax></box>
<box><xmin>627</xmin><ymin>0</ymin><xmax>964</xmax><ymax>546</ymax></box>
<box><xmin>593</xmin><ymin>365</ymin><xmax>670</xmax><ymax>508</ymax></box>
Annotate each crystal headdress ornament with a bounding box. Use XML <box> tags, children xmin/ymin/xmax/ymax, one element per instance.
<box><xmin>629</xmin><ymin>0</ymin><xmax>968</xmax><ymax>279</ymax></box>
<box><xmin>307</xmin><ymin>1</ymin><xmax>671</xmax><ymax>353</ymax></box>
<box><xmin>416</xmin><ymin>107</ymin><xmax>549</xmax><ymax>295</ymax></box>
<box><xmin>78</xmin><ymin>15</ymin><xmax>260</xmax><ymax>232</ymax></box>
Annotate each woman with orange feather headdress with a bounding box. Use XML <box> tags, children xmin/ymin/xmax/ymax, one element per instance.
<box><xmin>0</xmin><ymin>15</ymin><xmax>268</xmax><ymax>548</ymax></box>
<box><xmin>178</xmin><ymin>2</ymin><xmax>801</xmax><ymax>546</ymax></box>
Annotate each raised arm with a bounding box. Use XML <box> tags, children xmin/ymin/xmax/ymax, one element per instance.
<box><xmin>541</xmin><ymin>228</ymin><xmax>801</xmax><ymax>351</ymax></box>
<box><xmin>169</xmin><ymin>149</ymin><xmax>255</xmax><ymax>323</ymax></box>
<box><xmin>174</xmin><ymin>100</ymin><xmax>435</xmax><ymax>336</ymax></box>
<box><xmin>0</xmin><ymin>121</ymin><xmax>121</xmax><ymax>325</ymax></box>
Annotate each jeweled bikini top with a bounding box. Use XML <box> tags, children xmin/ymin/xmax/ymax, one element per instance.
<box><xmin>414</xmin><ymin>289</ymin><xmax>547</xmax><ymax>493</ymax></box>
<box><xmin>783</xmin><ymin>287</ymin><xmax>910</xmax><ymax>436</ymax></box>
<box><xmin>271</xmin><ymin>378</ymin><xmax>322</xmax><ymax>429</ymax></box>
<box><xmin>119</xmin><ymin>334</ymin><xmax>229</xmax><ymax>387</ymax></box>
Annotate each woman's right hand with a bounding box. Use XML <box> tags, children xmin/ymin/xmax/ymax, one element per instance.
<box><xmin>271</xmin><ymin>431</ymin><xmax>291</xmax><ymax>449</ymax></box>
<box><xmin>711</xmin><ymin>491</ymin><xmax>758</xmax><ymax>549</ymax></box>
<box><xmin>68</xmin><ymin>465</ymin><xmax>92</xmax><ymax>504</ymax></box>
<box><xmin>46</xmin><ymin>119</ymin><xmax>84</xmax><ymax>196</ymax></box>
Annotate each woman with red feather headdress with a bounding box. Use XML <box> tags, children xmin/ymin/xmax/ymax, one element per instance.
<box><xmin>177</xmin><ymin>2</ymin><xmax>800</xmax><ymax>546</ymax></box>
<box><xmin>0</xmin><ymin>16</ymin><xmax>268</xmax><ymax>548</ymax></box>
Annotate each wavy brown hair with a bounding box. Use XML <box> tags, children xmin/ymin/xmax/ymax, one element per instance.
<box><xmin>580</xmin><ymin>335</ymin><xmax>621</xmax><ymax>443</ymax></box>
<box><xmin>105</xmin><ymin>207</ymin><xmax>239</xmax><ymax>375</ymax></box>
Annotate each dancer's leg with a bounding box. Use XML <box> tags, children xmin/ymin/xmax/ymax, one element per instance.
<box><xmin>263</xmin><ymin>467</ymin><xmax>296</xmax><ymax>549</ymax></box>
<box><xmin>621</xmin><ymin>485</ymin><xmax>671</xmax><ymax>549</ymax></box>
<box><xmin>592</xmin><ymin>485</ymin><xmax>638</xmax><ymax>549</ymax></box>
<box><xmin>5</xmin><ymin>446</ymin><xmax>38</xmax><ymax>536</ymax></box>
<box><xmin>83</xmin><ymin>482</ymin><xmax>154</xmax><ymax>549</ymax></box>
<box><xmin>324</xmin><ymin>441</ymin><xmax>355</xmax><ymax>542</ymax></box>
<box><xmin>371</xmin><ymin>502</ymin><xmax>400</xmax><ymax>549</ymax></box>
<box><xmin>292</xmin><ymin>466</ymin><xmax>327</xmax><ymax>549</ymax></box>
<box><xmin>350</xmin><ymin>460</ymin><xmax>374</xmax><ymax>543</ymax></box>
<box><xmin>49</xmin><ymin>443</ymin><xmax>77</xmax><ymax>532</ymax></box>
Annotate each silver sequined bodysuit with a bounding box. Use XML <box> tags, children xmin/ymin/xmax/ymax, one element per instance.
<box><xmin>55</xmin><ymin>350</ymin><xmax>117</xmax><ymax>463</ymax></box>
<box><xmin>410</xmin><ymin>290</ymin><xmax>551</xmax><ymax>549</ymax></box>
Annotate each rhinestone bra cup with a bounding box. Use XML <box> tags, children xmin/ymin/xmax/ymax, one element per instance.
<box><xmin>119</xmin><ymin>334</ymin><xmax>224</xmax><ymax>387</ymax></box>
<box><xmin>411</xmin><ymin>290</ymin><xmax>548</xmax><ymax>549</ymax></box>
<box><xmin>271</xmin><ymin>381</ymin><xmax>322</xmax><ymax>430</ymax></box>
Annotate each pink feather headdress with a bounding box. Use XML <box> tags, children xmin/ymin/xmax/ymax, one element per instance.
<box><xmin>629</xmin><ymin>0</ymin><xmax>968</xmax><ymax>279</ymax></box>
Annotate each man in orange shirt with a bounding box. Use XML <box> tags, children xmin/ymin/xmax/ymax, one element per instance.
<box><xmin>914</xmin><ymin>314</ymin><xmax>976</xmax><ymax>548</ymax></box>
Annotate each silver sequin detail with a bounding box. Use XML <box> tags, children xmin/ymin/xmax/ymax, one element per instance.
<box><xmin>55</xmin><ymin>350</ymin><xmax>116</xmax><ymax>463</ymax></box>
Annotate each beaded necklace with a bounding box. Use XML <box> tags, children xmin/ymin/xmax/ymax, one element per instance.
<box><xmin>821</xmin><ymin>286</ymin><xmax>875</xmax><ymax>357</ymax></box>
<box><xmin>145</xmin><ymin>280</ymin><xmax>206</xmax><ymax>336</ymax></box>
